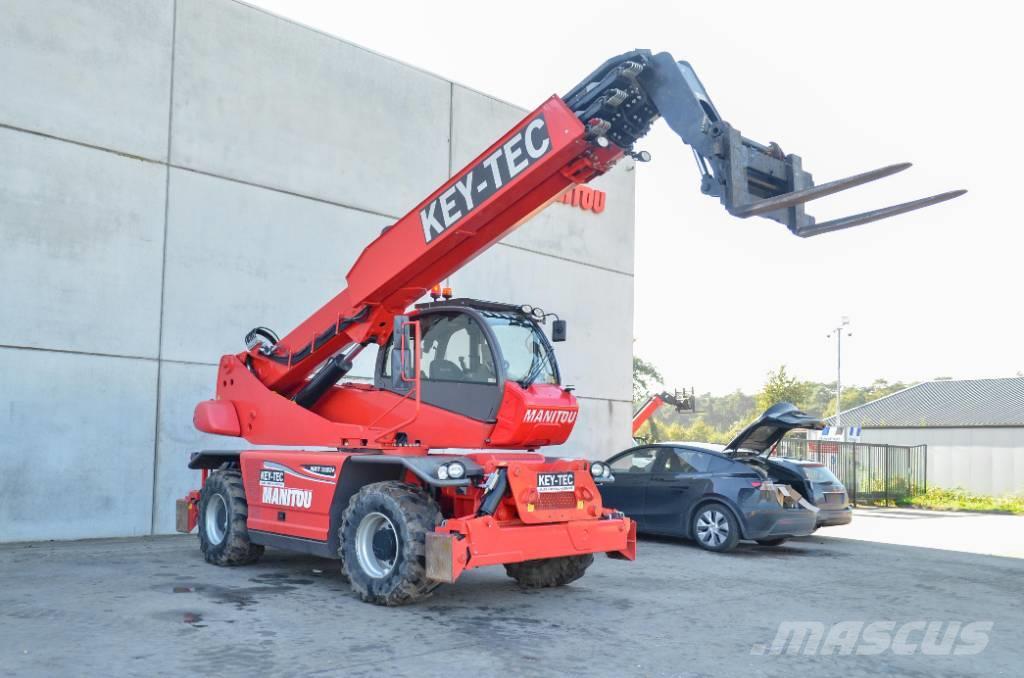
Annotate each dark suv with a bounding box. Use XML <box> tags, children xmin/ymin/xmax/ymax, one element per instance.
<box><xmin>598</xmin><ymin>403</ymin><xmax>851</xmax><ymax>552</ymax></box>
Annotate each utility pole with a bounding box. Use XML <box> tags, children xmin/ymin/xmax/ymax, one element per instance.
<box><xmin>827</xmin><ymin>316</ymin><xmax>852</xmax><ymax>435</ymax></box>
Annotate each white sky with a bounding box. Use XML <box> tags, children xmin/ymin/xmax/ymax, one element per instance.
<box><xmin>245</xmin><ymin>0</ymin><xmax>1021</xmax><ymax>394</ymax></box>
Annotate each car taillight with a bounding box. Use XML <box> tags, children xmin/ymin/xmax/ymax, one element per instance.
<box><xmin>750</xmin><ymin>480</ymin><xmax>762</xmax><ymax>488</ymax></box>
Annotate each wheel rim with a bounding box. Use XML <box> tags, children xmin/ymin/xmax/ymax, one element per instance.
<box><xmin>355</xmin><ymin>512</ymin><xmax>399</xmax><ymax>578</ymax></box>
<box><xmin>696</xmin><ymin>509</ymin><xmax>729</xmax><ymax>547</ymax></box>
<box><xmin>205</xmin><ymin>493</ymin><xmax>228</xmax><ymax>546</ymax></box>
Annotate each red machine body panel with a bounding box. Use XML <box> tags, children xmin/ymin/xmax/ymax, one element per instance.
<box><xmin>239</xmin><ymin>450</ymin><xmax>352</xmax><ymax>541</ymax></box>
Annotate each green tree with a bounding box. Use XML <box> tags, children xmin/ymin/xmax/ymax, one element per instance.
<box><xmin>632</xmin><ymin>355</ymin><xmax>663</xmax><ymax>404</ymax></box>
<box><xmin>756</xmin><ymin>365</ymin><xmax>809</xmax><ymax>412</ymax></box>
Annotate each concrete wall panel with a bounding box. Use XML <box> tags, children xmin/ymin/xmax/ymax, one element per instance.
<box><xmin>0</xmin><ymin>0</ymin><xmax>174</xmax><ymax>160</ymax></box>
<box><xmin>2</xmin><ymin>0</ymin><xmax>635</xmax><ymax>541</ymax></box>
<box><xmin>560</xmin><ymin>398</ymin><xmax>635</xmax><ymax>460</ymax></box>
<box><xmin>171</xmin><ymin>0</ymin><xmax>451</xmax><ymax>216</ymax></box>
<box><xmin>451</xmin><ymin>86</ymin><xmax>636</xmax><ymax>274</ymax></box>
<box><xmin>160</xmin><ymin>168</ymin><xmax>391</xmax><ymax>364</ymax></box>
<box><xmin>0</xmin><ymin>129</ymin><xmax>167</xmax><ymax>357</ymax></box>
<box><xmin>0</xmin><ymin>349</ymin><xmax>157</xmax><ymax>542</ymax></box>
<box><xmin>453</xmin><ymin>244</ymin><xmax>633</xmax><ymax>403</ymax></box>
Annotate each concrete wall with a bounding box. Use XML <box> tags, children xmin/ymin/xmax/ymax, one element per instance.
<box><xmin>0</xmin><ymin>0</ymin><xmax>635</xmax><ymax>541</ymax></box>
<box><xmin>858</xmin><ymin>428</ymin><xmax>1024</xmax><ymax>495</ymax></box>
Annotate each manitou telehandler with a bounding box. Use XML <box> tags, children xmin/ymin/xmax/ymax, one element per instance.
<box><xmin>633</xmin><ymin>389</ymin><xmax>696</xmax><ymax>436</ymax></box>
<box><xmin>177</xmin><ymin>49</ymin><xmax>963</xmax><ymax>605</ymax></box>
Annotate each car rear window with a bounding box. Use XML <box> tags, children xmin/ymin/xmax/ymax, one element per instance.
<box><xmin>802</xmin><ymin>465</ymin><xmax>840</xmax><ymax>483</ymax></box>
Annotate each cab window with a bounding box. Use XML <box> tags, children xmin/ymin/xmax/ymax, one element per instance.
<box><xmin>418</xmin><ymin>313</ymin><xmax>497</xmax><ymax>384</ymax></box>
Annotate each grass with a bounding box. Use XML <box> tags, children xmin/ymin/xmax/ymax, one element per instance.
<box><xmin>896</xmin><ymin>487</ymin><xmax>1024</xmax><ymax>515</ymax></box>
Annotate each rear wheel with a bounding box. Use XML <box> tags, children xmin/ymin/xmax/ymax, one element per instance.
<box><xmin>756</xmin><ymin>537</ymin><xmax>789</xmax><ymax>547</ymax></box>
<box><xmin>504</xmin><ymin>554</ymin><xmax>594</xmax><ymax>588</ymax></box>
<box><xmin>340</xmin><ymin>481</ymin><xmax>442</xmax><ymax>606</ymax></box>
<box><xmin>691</xmin><ymin>503</ymin><xmax>740</xmax><ymax>553</ymax></box>
<box><xmin>198</xmin><ymin>470</ymin><xmax>264</xmax><ymax>565</ymax></box>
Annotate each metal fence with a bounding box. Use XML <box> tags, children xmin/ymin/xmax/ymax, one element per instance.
<box><xmin>777</xmin><ymin>439</ymin><xmax>927</xmax><ymax>507</ymax></box>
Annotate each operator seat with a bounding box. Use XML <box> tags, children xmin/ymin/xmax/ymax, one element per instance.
<box><xmin>429</xmin><ymin>359</ymin><xmax>463</xmax><ymax>381</ymax></box>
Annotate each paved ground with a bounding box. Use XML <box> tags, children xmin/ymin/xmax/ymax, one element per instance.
<box><xmin>2</xmin><ymin>511</ymin><xmax>1022</xmax><ymax>677</ymax></box>
<box><xmin>819</xmin><ymin>506</ymin><xmax>1024</xmax><ymax>558</ymax></box>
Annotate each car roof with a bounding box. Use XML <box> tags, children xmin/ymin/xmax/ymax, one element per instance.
<box><xmin>666</xmin><ymin>441</ymin><xmax>728</xmax><ymax>453</ymax></box>
<box><xmin>623</xmin><ymin>441</ymin><xmax>729</xmax><ymax>454</ymax></box>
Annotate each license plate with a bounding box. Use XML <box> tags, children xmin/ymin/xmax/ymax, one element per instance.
<box><xmin>536</xmin><ymin>472</ymin><xmax>575</xmax><ymax>493</ymax></box>
<box><xmin>824</xmin><ymin>492</ymin><xmax>845</xmax><ymax>505</ymax></box>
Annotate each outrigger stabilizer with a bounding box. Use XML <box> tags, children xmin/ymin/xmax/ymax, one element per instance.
<box><xmin>564</xmin><ymin>50</ymin><xmax>965</xmax><ymax>236</ymax></box>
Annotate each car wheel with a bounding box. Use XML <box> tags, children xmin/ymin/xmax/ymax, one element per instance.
<box><xmin>755</xmin><ymin>537</ymin><xmax>788</xmax><ymax>547</ymax></box>
<box><xmin>692</xmin><ymin>503</ymin><xmax>740</xmax><ymax>553</ymax></box>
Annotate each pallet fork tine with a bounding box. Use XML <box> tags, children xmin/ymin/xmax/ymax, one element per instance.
<box><xmin>732</xmin><ymin>163</ymin><xmax>912</xmax><ymax>218</ymax></box>
<box><xmin>793</xmin><ymin>189</ymin><xmax>968</xmax><ymax>238</ymax></box>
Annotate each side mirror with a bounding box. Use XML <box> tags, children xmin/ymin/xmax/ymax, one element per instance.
<box><xmin>551</xmin><ymin>319</ymin><xmax>567</xmax><ymax>342</ymax></box>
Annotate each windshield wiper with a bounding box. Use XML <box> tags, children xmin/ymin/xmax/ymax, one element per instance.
<box><xmin>518</xmin><ymin>341</ymin><xmax>555</xmax><ymax>389</ymax></box>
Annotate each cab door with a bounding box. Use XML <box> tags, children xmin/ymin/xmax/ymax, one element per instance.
<box><xmin>377</xmin><ymin>310</ymin><xmax>504</xmax><ymax>421</ymax></box>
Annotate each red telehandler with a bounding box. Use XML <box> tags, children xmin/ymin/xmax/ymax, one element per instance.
<box><xmin>633</xmin><ymin>389</ymin><xmax>696</xmax><ymax>436</ymax></box>
<box><xmin>177</xmin><ymin>50</ymin><xmax>963</xmax><ymax>605</ymax></box>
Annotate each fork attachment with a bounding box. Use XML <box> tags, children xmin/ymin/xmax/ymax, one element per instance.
<box><xmin>564</xmin><ymin>50</ymin><xmax>965</xmax><ymax>237</ymax></box>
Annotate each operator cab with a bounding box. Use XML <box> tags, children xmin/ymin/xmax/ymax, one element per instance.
<box><xmin>375</xmin><ymin>299</ymin><xmax>564</xmax><ymax>422</ymax></box>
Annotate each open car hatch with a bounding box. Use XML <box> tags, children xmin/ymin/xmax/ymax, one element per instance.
<box><xmin>722</xmin><ymin>402</ymin><xmax>823</xmax><ymax>456</ymax></box>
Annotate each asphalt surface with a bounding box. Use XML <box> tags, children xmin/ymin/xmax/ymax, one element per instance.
<box><xmin>2</xmin><ymin>511</ymin><xmax>1022</xmax><ymax>677</ymax></box>
<box><xmin>818</xmin><ymin>506</ymin><xmax>1024</xmax><ymax>558</ymax></box>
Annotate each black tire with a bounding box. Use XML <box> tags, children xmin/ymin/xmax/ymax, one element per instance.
<box><xmin>339</xmin><ymin>481</ymin><xmax>442</xmax><ymax>606</ymax></box>
<box><xmin>504</xmin><ymin>554</ymin><xmax>594</xmax><ymax>588</ymax></box>
<box><xmin>756</xmin><ymin>537</ymin><xmax>789</xmax><ymax>547</ymax></box>
<box><xmin>198</xmin><ymin>469</ymin><xmax>264</xmax><ymax>566</ymax></box>
<box><xmin>691</xmin><ymin>502</ymin><xmax>740</xmax><ymax>553</ymax></box>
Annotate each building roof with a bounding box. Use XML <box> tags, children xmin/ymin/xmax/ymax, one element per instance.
<box><xmin>828</xmin><ymin>377</ymin><xmax>1024</xmax><ymax>428</ymax></box>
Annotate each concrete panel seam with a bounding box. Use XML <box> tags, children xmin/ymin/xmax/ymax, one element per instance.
<box><xmin>1</xmin><ymin>133</ymin><xmax>634</xmax><ymax>277</ymax></box>
<box><xmin>0</xmin><ymin>344</ymin><xmax>220</xmax><ymax>371</ymax></box>
<box><xmin>0</xmin><ymin>343</ymin><xmax>158</xmax><ymax>363</ymax></box>
<box><xmin>170</xmin><ymin>164</ymin><xmax>397</xmax><ymax>221</ymax></box>
<box><xmin>576</xmin><ymin>396</ymin><xmax>633</xmax><ymax>404</ymax></box>
<box><xmin>0</xmin><ymin>123</ymin><xmax>396</xmax><ymax>221</ymax></box>
<box><xmin>0</xmin><ymin>122</ymin><xmax>163</xmax><ymax>165</ymax></box>
<box><xmin>493</xmin><ymin>242</ymin><xmax>634</xmax><ymax>277</ymax></box>
<box><xmin>150</xmin><ymin>0</ymin><xmax>179</xmax><ymax>536</ymax></box>
<box><xmin>447</xmin><ymin>81</ymin><xmax>454</xmax><ymax>177</ymax></box>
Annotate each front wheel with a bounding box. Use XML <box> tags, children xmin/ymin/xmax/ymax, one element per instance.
<box><xmin>504</xmin><ymin>554</ymin><xmax>594</xmax><ymax>588</ymax></box>
<box><xmin>340</xmin><ymin>481</ymin><xmax>442</xmax><ymax>606</ymax></box>
<box><xmin>198</xmin><ymin>470</ymin><xmax>264</xmax><ymax>566</ymax></box>
<box><xmin>691</xmin><ymin>503</ymin><xmax>740</xmax><ymax>553</ymax></box>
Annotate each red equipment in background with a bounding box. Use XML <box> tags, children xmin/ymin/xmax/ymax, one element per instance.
<box><xmin>177</xmin><ymin>49</ymin><xmax>963</xmax><ymax>605</ymax></box>
<box><xmin>632</xmin><ymin>389</ymin><xmax>696</xmax><ymax>435</ymax></box>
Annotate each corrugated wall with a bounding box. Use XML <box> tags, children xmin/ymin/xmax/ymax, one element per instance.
<box><xmin>857</xmin><ymin>428</ymin><xmax>1024</xmax><ymax>495</ymax></box>
<box><xmin>0</xmin><ymin>0</ymin><xmax>635</xmax><ymax>541</ymax></box>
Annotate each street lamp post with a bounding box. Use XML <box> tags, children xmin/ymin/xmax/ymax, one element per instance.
<box><xmin>827</xmin><ymin>316</ymin><xmax>852</xmax><ymax>436</ymax></box>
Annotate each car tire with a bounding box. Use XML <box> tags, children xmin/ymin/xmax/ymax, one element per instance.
<box><xmin>340</xmin><ymin>481</ymin><xmax>442</xmax><ymax>606</ymax></box>
<box><xmin>691</xmin><ymin>502</ymin><xmax>740</xmax><ymax>553</ymax></box>
<box><xmin>198</xmin><ymin>469</ymin><xmax>264</xmax><ymax>566</ymax></box>
<box><xmin>504</xmin><ymin>554</ymin><xmax>594</xmax><ymax>588</ymax></box>
<box><xmin>755</xmin><ymin>537</ymin><xmax>788</xmax><ymax>547</ymax></box>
